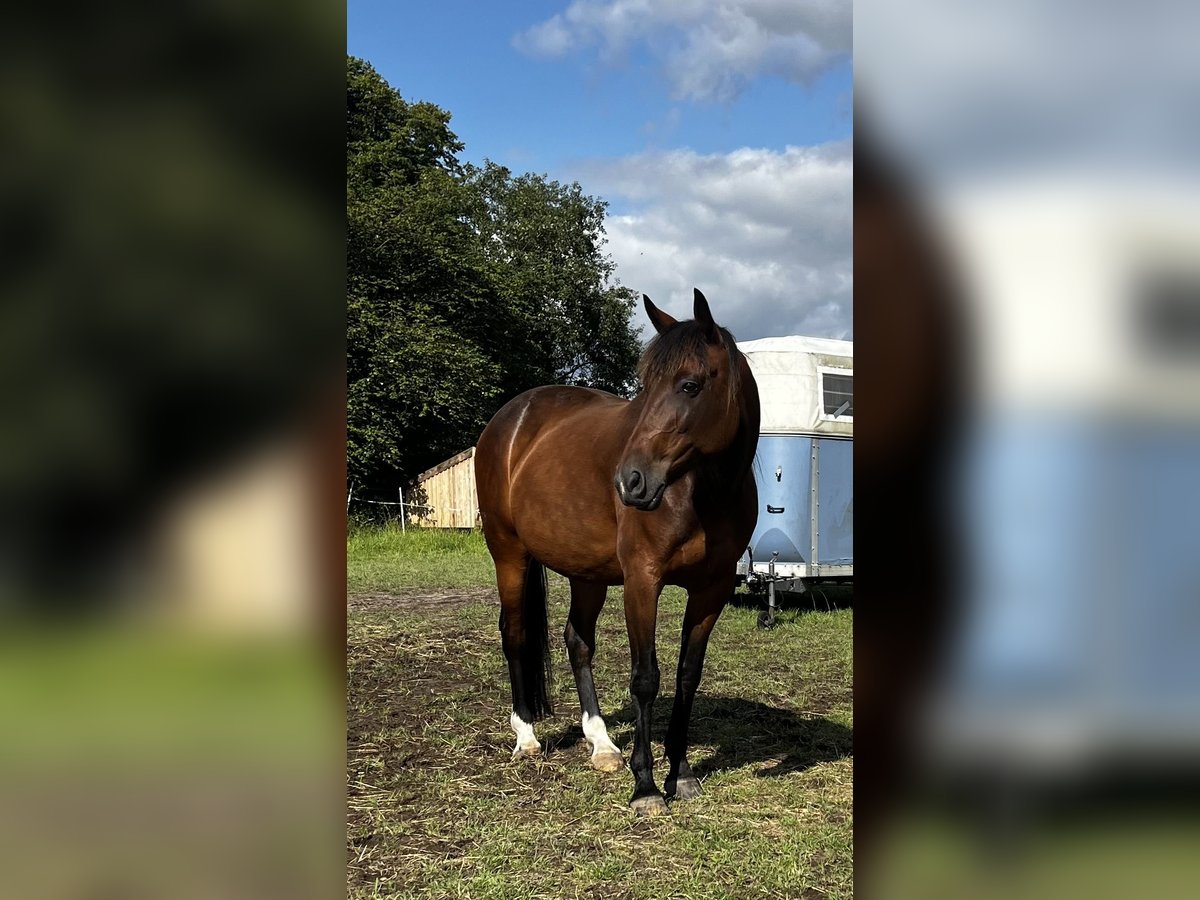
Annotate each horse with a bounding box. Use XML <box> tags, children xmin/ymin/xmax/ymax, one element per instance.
<box><xmin>474</xmin><ymin>289</ymin><xmax>761</xmax><ymax>816</ymax></box>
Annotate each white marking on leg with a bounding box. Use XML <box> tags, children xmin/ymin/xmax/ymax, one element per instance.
<box><xmin>510</xmin><ymin>711</ymin><xmax>541</xmax><ymax>757</ymax></box>
<box><xmin>582</xmin><ymin>711</ymin><xmax>621</xmax><ymax>759</ymax></box>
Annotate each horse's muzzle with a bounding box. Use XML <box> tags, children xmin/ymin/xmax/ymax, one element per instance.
<box><xmin>615</xmin><ymin>468</ymin><xmax>666</xmax><ymax>511</ymax></box>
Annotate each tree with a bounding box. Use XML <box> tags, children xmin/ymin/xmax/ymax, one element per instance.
<box><xmin>346</xmin><ymin>57</ymin><xmax>642</xmax><ymax>496</ymax></box>
<box><xmin>465</xmin><ymin>163</ymin><xmax>642</xmax><ymax>396</ymax></box>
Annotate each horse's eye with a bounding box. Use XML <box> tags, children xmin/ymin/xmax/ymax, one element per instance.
<box><xmin>681</xmin><ymin>381</ymin><xmax>701</xmax><ymax>395</ymax></box>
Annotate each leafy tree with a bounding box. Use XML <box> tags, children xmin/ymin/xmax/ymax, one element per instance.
<box><xmin>465</xmin><ymin>164</ymin><xmax>642</xmax><ymax>396</ymax></box>
<box><xmin>346</xmin><ymin>57</ymin><xmax>641</xmax><ymax>496</ymax></box>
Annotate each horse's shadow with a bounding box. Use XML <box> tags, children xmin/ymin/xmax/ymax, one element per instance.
<box><xmin>546</xmin><ymin>694</ymin><xmax>851</xmax><ymax>779</ymax></box>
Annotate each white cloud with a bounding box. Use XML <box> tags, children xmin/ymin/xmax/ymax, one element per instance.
<box><xmin>578</xmin><ymin>142</ymin><xmax>852</xmax><ymax>341</ymax></box>
<box><xmin>517</xmin><ymin>17</ymin><xmax>576</xmax><ymax>58</ymax></box>
<box><xmin>514</xmin><ymin>0</ymin><xmax>851</xmax><ymax>102</ymax></box>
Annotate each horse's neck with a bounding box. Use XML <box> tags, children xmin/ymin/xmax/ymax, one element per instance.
<box><xmin>726</xmin><ymin>385</ymin><xmax>761</xmax><ymax>482</ymax></box>
<box><xmin>696</xmin><ymin>413</ymin><xmax>759</xmax><ymax>497</ymax></box>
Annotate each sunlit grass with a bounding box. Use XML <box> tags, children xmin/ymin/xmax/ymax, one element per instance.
<box><xmin>347</xmin><ymin>529</ymin><xmax>853</xmax><ymax>899</ymax></box>
<box><xmin>347</xmin><ymin>525</ymin><xmax>494</xmax><ymax>592</ymax></box>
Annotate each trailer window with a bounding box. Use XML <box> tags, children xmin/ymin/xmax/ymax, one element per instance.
<box><xmin>821</xmin><ymin>371</ymin><xmax>853</xmax><ymax>419</ymax></box>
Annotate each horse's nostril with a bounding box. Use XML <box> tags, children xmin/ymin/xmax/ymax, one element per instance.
<box><xmin>617</xmin><ymin>468</ymin><xmax>649</xmax><ymax>504</ymax></box>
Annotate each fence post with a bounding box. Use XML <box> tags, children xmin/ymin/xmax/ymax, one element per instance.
<box><xmin>399</xmin><ymin>487</ymin><xmax>406</xmax><ymax>533</ymax></box>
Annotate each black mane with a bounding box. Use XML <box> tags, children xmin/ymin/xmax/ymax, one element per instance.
<box><xmin>637</xmin><ymin>320</ymin><xmax>742</xmax><ymax>398</ymax></box>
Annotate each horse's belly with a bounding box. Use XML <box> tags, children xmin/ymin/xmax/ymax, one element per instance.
<box><xmin>511</xmin><ymin>487</ymin><xmax>624</xmax><ymax>585</ymax></box>
<box><xmin>533</xmin><ymin>539</ymin><xmax>623</xmax><ymax>584</ymax></box>
<box><xmin>508</xmin><ymin>430</ymin><xmax>624</xmax><ymax>583</ymax></box>
<box><xmin>479</xmin><ymin>385</ymin><xmax>628</xmax><ymax>583</ymax></box>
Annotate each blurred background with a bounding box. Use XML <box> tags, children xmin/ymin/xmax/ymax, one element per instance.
<box><xmin>12</xmin><ymin>1</ymin><xmax>1200</xmax><ymax>896</ymax></box>
<box><xmin>0</xmin><ymin>3</ymin><xmax>344</xmax><ymax>898</ymax></box>
<box><xmin>854</xmin><ymin>1</ymin><xmax>1200</xmax><ymax>898</ymax></box>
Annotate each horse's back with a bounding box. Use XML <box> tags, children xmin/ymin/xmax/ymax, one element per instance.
<box><xmin>478</xmin><ymin>385</ymin><xmax>624</xmax><ymax>463</ymax></box>
<box><xmin>501</xmin><ymin>384</ymin><xmax>625</xmax><ymax>419</ymax></box>
<box><xmin>476</xmin><ymin>385</ymin><xmax>627</xmax><ymax>531</ymax></box>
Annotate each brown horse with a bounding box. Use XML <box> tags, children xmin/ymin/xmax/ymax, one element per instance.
<box><xmin>474</xmin><ymin>289</ymin><xmax>760</xmax><ymax>816</ymax></box>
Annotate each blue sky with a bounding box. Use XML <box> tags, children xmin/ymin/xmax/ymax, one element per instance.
<box><xmin>348</xmin><ymin>0</ymin><xmax>853</xmax><ymax>341</ymax></box>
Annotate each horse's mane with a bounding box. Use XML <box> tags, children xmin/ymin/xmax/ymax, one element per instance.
<box><xmin>637</xmin><ymin>321</ymin><xmax>743</xmax><ymax>403</ymax></box>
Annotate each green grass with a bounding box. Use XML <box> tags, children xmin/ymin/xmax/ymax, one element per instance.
<box><xmin>0</xmin><ymin>631</ymin><xmax>333</xmax><ymax>767</ymax></box>
<box><xmin>347</xmin><ymin>526</ymin><xmax>494</xmax><ymax>592</ymax></box>
<box><xmin>347</xmin><ymin>525</ymin><xmax>853</xmax><ymax>900</ymax></box>
<box><xmin>870</xmin><ymin>808</ymin><xmax>1200</xmax><ymax>900</ymax></box>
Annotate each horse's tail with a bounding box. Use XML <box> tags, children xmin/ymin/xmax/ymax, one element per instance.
<box><xmin>520</xmin><ymin>558</ymin><xmax>553</xmax><ymax>720</ymax></box>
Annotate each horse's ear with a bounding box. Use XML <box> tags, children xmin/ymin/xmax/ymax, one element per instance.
<box><xmin>693</xmin><ymin>288</ymin><xmax>720</xmax><ymax>342</ymax></box>
<box><xmin>643</xmin><ymin>294</ymin><xmax>678</xmax><ymax>335</ymax></box>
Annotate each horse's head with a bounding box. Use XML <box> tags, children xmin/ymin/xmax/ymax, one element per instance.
<box><xmin>615</xmin><ymin>289</ymin><xmax>751</xmax><ymax>510</ymax></box>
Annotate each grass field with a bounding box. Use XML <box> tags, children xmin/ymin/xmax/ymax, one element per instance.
<box><xmin>347</xmin><ymin>527</ymin><xmax>853</xmax><ymax>900</ymax></box>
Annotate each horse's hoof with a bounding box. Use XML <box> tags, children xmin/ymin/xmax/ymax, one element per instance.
<box><xmin>630</xmin><ymin>794</ymin><xmax>669</xmax><ymax>817</ymax></box>
<box><xmin>511</xmin><ymin>745</ymin><xmax>541</xmax><ymax>761</ymax></box>
<box><xmin>666</xmin><ymin>775</ymin><xmax>702</xmax><ymax>801</ymax></box>
<box><xmin>590</xmin><ymin>751</ymin><xmax>624</xmax><ymax>773</ymax></box>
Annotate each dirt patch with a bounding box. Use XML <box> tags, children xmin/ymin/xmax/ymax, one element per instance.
<box><xmin>347</xmin><ymin>594</ymin><xmax>509</xmax><ymax>785</ymax></box>
<box><xmin>346</xmin><ymin>585</ymin><xmax>853</xmax><ymax>898</ymax></box>
<box><xmin>348</xmin><ymin>586</ymin><xmax>498</xmax><ymax>611</ymax></box>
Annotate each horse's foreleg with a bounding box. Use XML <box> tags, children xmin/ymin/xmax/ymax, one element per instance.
<box><xmin>623</xmin><ymin>575</ymin><xmax>666</xmax><ymax>816</ymax></box>
<box><xmin>664</xmin><ymin>576</ymin><xmax>731</xmax><ymax>801</ymax></box>
<box><xmin>565</xmin><ymin>580</ymin><xmax>623</xmax><ymax>772</ymax></box>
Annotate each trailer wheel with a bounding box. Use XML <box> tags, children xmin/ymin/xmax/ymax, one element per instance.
<box><xmin>757</xmin><ymin>610</ymin><xmax>777</xmax><ymax>630</ymax></box>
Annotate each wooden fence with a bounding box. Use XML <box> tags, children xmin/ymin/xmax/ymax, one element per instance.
<box><xmin>407</xmin><ymin>447</ymin><xmax>478</xmax><ymax>529</ymax></box>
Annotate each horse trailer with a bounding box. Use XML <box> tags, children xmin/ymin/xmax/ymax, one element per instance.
<box><xmin>735</xmin><ymin>336</ymin><xmax>853</xmax><ymax>626</ymax></box>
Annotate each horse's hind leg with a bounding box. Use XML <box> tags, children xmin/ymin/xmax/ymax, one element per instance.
<box><xmin>565</xmin><ymin>579</ymin><xmax>623</xmax><ymax>772</ymax></box>
<box><xmin>493</xmin><ymin>547</ymin><xmax>549</xmax><ymax>760</ymax></box>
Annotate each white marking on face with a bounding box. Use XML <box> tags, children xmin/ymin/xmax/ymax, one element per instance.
<box><xmin>581</xmin><ymin>711</ymin><xmax>621</xmax><ymax>758</ymax></box>
<box><xmin>510</xmin><ymin>711</ymin><xmax>540</xmax><ymax>756</ymax></box>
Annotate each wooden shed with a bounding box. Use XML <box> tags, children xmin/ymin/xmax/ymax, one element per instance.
<box><xmin>407</xmin><ymin>447</ymin><xmax>479</xmax><ymax>529</ymax></box>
